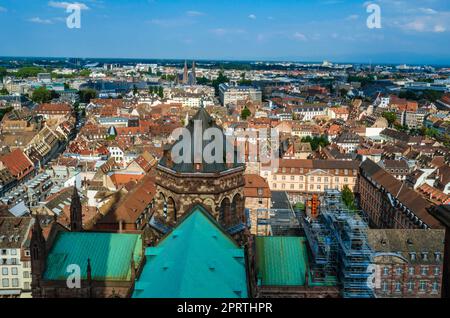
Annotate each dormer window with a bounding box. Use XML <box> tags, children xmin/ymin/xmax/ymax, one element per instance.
<box><xmin>435</xmin><ymin>252</ymin><xmax>441</xmax><ymax>262</ymax></box>
<box><xmin>422</xmin><ymin>252</ymin><xmax>428</xmax><ymax>261</ymax></box>
<box><xmin>410</xmin><ymin>252</ymin><xmax>416</xmax><ymax>261</ymax></box>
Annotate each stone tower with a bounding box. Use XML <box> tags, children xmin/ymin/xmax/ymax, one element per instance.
<box><xmin>182</xmin><ymin>60</ymin><xmax>189</xmax><ymax>85</ymax></box>
<box><xmin>151</xmin><ymin>107</ymin><xmax>247</xmax><ymax>241</ymax></box>
<box><xmin>30</xmin><ymin>217</ymin><xmax>46</xmax><ymax>297</ymax></box>
<box><xmin>70</xmin><ymin>185</ymin><xmax>83</xmax><ymax>232</ymax></box>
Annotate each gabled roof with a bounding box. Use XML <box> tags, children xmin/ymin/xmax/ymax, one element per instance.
<box><xmin>158</xmin><ymin>107</ymin><xmax>244</xmax><ymax>174</ymax></box>
<box><xmin>0</xmin><ymin>149</ymin><xmax>34</xmax><ymax>178</ymax></box>
<box><xmin>360</xmin><ymin>159</ymin><xmax>442</xmax><ymax>229</ymax></box>
<box><xmin>256</xmin><ymin>236</ymin><xmax>308</xmax><ymax>287</ymax></box>
<box><xmin>133</xmin><ymin>205</ymin><xmax>248</xmax><ymax>298</ymax></box>
<box><xmin>43</xmin><ymin>232</ymin><xmax>142</xmax><ymax>281</ymax></box>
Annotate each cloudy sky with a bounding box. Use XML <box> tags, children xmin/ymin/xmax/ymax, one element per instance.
<box><xmin>0</xmin><ymin>0</ymin><xmax>449</xmax><ymax>64</ymax></box>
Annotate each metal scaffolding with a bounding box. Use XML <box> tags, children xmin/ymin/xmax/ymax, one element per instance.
<box><xmin>256</xmin><ymin>207</ymin><xmax>301</xmax><ymax>236</ymax></box>
<box><xmin>299</xmin><ymin>189</ymin><xmax>374</xmax><ymax>297</ymax></box>
<box><xmin>321</xmin><ymin>189</ymin><xmax>374</xmax><ymax>298</ymax></box>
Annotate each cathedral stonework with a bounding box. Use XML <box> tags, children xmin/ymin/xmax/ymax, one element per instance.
<box><xmin>150</xmin><ymin>107</ymin><xmax>247</xmax><ymax>241</ymax></box>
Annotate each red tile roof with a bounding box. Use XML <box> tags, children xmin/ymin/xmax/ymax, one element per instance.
<box><xmin>0</xmin><ymin>149</ymin><xmax>34</xmax><ymax>180</ymax></box>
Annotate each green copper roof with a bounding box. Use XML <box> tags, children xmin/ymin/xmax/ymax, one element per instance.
<box><xmin>133</xmin><ymin>206</ymin><xmax>248</xmax><ymax>298</ymax></box>
<box><xmin>256</xmin><ymin>236</ymin><xmax>308</xmax><ymax>286</ymax></box>
<box><xmin>43</xmin><ymin>232</ymin><xmax>143</xmax><ymax>281</ymax></box>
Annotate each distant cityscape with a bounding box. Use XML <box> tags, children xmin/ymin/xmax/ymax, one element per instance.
<box><xmin>0</xmin><ymin>54</ymin><xmax>449</xmax><ymax>300</ymax></box>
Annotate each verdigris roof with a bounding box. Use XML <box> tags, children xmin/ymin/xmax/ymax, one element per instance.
<box><xmin>256</xmin><ymin>236</ymin><xmax>308</xmax><ymax>286</ymax></box>
<box><xmin>43</xmin><ymin>232</ymin><xmax>142</xmax><ymax>281</ymax></box>
<box><xmin>132</xmin><ymin>205</ymin><xmax>248</xmax><ymax>298</ymax></box>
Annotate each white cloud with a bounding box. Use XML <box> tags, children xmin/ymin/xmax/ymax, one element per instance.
<box><xmin>210</xmin><ymin>28</ymin><xmax>246</xmax><ymax>36</ymax></box>
<box><xmin>48</xmin><ymin>1</ymin><xmax>89</xmax><ymax>10</ymax></box>
<box><xmin>248</xmin><ymin>14</ymin><xmax>256</xmax><ymax>20</ymax></box>
<box><xmin>403</xmin><ymin>20</ymin><xmax>426</xmax><ymax>32</ymax></box>
<box><xmin>293</xmin><ymin>32</ymin><xmax>307</xmax><ymax>41</ymax></box>
<box><xmin>434</xmin><ymin>25</ymin><xmax>446</xmax><ymax>33</ymax></box>
<box><xmin>418</xmin><ymin>8</ymin><xmax>438</xmax><ymax>15</ymax></box>
<box><xmin>29</xmin><ymin>17</ymin><xmax>53</xmax><ymax>24</ymax></box>
<box><xmin>186</xmin><ymin>10</ymin><xmax>204</xmax><ymax>17</ymax></box>
<box><xmin>345</xmin><ymin>14</ymin><xmax>359</xmax><ymax>20</ymax></box>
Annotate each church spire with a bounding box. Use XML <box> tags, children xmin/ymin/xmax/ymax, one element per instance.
<box><xmin>183</xmin><ymin>60</ymin><xmax>188</xmax><ymax>84</ymax></box>
<box><xmin>191</xmin><ymin>61</ymin><xmax>197</xmax><ymax>85</ymax></box>
<box><xmin>70</xmin><ymin>183</ymin><xmax>83</xmax><ymax>232</ymax></box>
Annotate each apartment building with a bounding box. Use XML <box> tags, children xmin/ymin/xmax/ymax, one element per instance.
<box><xmin>219</xmin><ymin>83</ymin><xmax>262</xmax><ymax>106</ymax></box>
<box><xmin>368</xmin><ymin>229</ymin><xmax>445</xmax><ymax>298</ymax></box>
<box><xmin>260</xmin><ymin>159</ymin><xmax>359</xmax><ymax>201</ymax></box>
<box><xmin>358</xmin><ymin>159</ymin><xmax>442</xmax><ymax>229</ymax></box>
<box><xmin>0</xmin><ymin>217</ymin><xmax>33</xmax><ymax>298</ymax></box>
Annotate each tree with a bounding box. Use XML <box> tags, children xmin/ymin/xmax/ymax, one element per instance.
<box><xmin>78</xmin><ymin>89</ymin><xmax>98</xmax><ymax>103</ymax></box>
<box><xmin>241</xmin><ymin>106</ymin><xmax>251</xmax><ymax>120</ymax></box>
<box><xmin>157</xmin><ymin>86</ymin><xmax>164</xmax><ymax>98</ymax></box>
<box><xmin>301</xmin><ymin>135</ymin><xmax>330</xmax><ymax>151</ymax></box>
<box><xmin>133</xmin><ymin>85</ymin><xmax>138</xmax><ymax>95</ymax></box>
<box><xmin>0</xmin><ymin>67</ymin><xmax>7</xmax><ymax>80</ymax></box>
<box><xmin>341</xmin><ymin>185</ymin><xmax>356</xmax><ymax>210</ymax></box>
<box><xmin>16</xmin><ymin>66</ymin><xmax>45</xmax><ymax>78</ymax></box>
<box><xmin>196</xmin><ymin>76</ymin><xmax>210</xmax><ymax>85</ymax></box>
<box><xmin>212</xmin><ymin>71</ymin><xmax>229</xmax><ymax>94</ymax></box>
<box><xmin>79</xmin><ymin>69</ymin><xmax>91</xmax><ymax>77</ymax></box>
<box><xmin>0</xmin><ymin>107</ymin><xmax>13</xmax><ymax>121</ymax></box>
<box><xmin>0</xmin><ymin>87</ymin><xmax>9</xmax><ymax>95</ymax></box>
<box><xmin>238</xmin><ymin>73</ymin><xmax>252</xmax><ymax>86</ymax></box>
<box><xmin>31</xmin><ymin>86</ymin><xmax>52</xmax><ymax>103</ymax></box>
<box><xmin>382</xmin><ymin>111</ymin><xmax>397</xmax><ymax>127</ymax></box>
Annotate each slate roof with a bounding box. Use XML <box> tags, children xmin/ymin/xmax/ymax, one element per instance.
<box><xmin>158</xmin><ymin>107</ymin><xmax>244</xmax><ymax>174</ymax></box>
<box><xmin>360</xmin><ymin>159</ymin><xmax>442</xmax><ymax>229</ymax></box>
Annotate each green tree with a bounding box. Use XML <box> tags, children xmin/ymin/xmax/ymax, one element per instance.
<box><xmin>212</xmin><ymin>71</ymin><xmax>229</xmax><ymax>94</ymax></box>
<box><xmin>16</xmin><ymin>67</ymin><xmax>45</xmax><ymax>78</ymax></box>
<box><xmin>0</xmin><ymin>87</ymin><xmax>9</xmax><ymax>95</ymax></box>
<box><xmin>0</xmin><ymin>67</ymin><xmax>7</xmax><ymax>80</ymax></box>
<box><xmin>382</xmin><ymin>111</ymin><xmax>397</xmax><ymax>127</ymax></box>
<box><xmin>157</xmin><ymin>86</ymin><xmax>164</xmax><ymax>98</ymax></box>
<box><xmin>78</xmin><ymin>89</ymin><xmax>98</xmax><ymax>103</ymax></box>
<box><xmin>133</xmin><ymin>84</ymin><xmax>138</xmax><ymax>95</ymax></box>
<box><xmin>341</xmin><ymin>185</ymin><xmax>356</xmax><ymax>210</ymax></box>
<box><xmin>238</xmin><ymin>73</ymin><xmax>252</xmax><ymax>86</ymax></box>
<box><xmin>301</xmin><ymin>135</ymin><xmax>330</xmax><ymax>151</ymax></box>
<box><xmin>31</xmin><ymin>86</ymin><xmax>52</xmax><ymax>103</ymax></box>
<box><xmin>241</xmin><ymin>106</ymin><xmax>251</xmax><ymax>120</ymax></box>
<box><xmin>79</xmin><ymin>69</ymin><xmax>91</xmax><ymax>77</ymax></box>
<box><xmin>0</xmin><ymin>107</ymin><xmax>13</xmax><ymax>121</ymax></box>
<box><xmin>340</xmin><ymin>88</ymin><xmax>349</xmax><ymax>97</ymax></box>
<box><xmin>196</xmin><ymin>76</ymin><xmax>210</xmax><ymax>85</ymax></box>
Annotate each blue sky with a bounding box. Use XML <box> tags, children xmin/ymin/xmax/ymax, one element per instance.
<box><xmin>0</xmin><ymin>0</ymin><xmax>449</xmax><ymax>64</ymax></box>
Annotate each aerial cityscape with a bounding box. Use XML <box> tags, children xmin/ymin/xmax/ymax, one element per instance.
<box><xmin>0</xmin><ymin>0</ymin><xmax>449</xmax><ymax>305</ymax></box>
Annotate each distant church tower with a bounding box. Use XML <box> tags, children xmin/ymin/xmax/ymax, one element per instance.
<box><xmin>191</xmin><ymin>61</ymin><xmax>197</xmax><ymax>85</ymax></box>
<box><xmin>70</xmin><ymin>185</ymin><xmax>83</xmax><ymax>232</ymax></box>
<box><xmin>182</xmin><ymin>60</ymin><xmax>189</xmax><ymax>84</ymax></box>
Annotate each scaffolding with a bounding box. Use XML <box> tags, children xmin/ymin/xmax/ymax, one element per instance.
<box><xmin>298</xmin><ymin>189</ymin><xmax>374</xmax><ymax>297</ymax></box>
<box><xmin>321</xmin><ymin>189</ymin><xmax>374</xmax><ymax>298</ymax></box>
<box><xmin>256</xmin><ymin>207</ymin><xmax>301</xmax><ymax>236</ymax></box>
